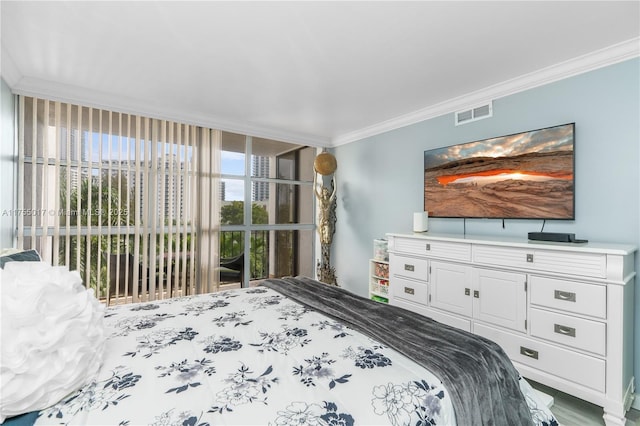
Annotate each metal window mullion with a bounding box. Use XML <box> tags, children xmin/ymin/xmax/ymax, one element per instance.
<box><xmin>212</xmin><ymin>129</ymin><xmax>221</xmax><ymax>293</ymax></box>
<box><xmin>206</xmin><ymin>128</ymin><xmax>216</xmax><ymax>293</ymax></box>
<box><xmin>243</xmin><ymin>135</ymin><xmax>252</xmax><ymax>288</ymax></box>
<box><xmin>23</xmin><ymin>157</ymin><xmax>135</xmax><ymax>171</ymax></box>
<box><xmin>25</xmin><ymin>226</ymin><xmax>138</xmax><ymax>237</ymax></box>
<box><xmin>220</xmin><ymin>224</ymin><xmax>316</xmax><ymax>232</ymax></box>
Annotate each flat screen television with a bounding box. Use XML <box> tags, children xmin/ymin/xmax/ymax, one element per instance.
<box><xmin>424</xmin><ymin>123</ymin><xmax>575</xmax><ymax>219</ymax></box>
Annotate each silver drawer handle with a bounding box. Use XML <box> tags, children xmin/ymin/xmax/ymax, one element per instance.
<box><xmin>425</xmin><ymin>243</ymin><xmax>431</xmax><ymax>251</ymax></box>
<box><xmin>404</xmin><ymin>287</ymin><xmax>415</xmax><ymax>295</ymax></box>
<box><xmin>554</xmin><ymin>290</ymin><xmax>576</xmax><ymax>302</ymax></box>
<box><xmin>520</xmin><ymin>346</ymin><xmax>539</xmax><ymax>359</ymax></box>
<box><xmin>554</xmin><ymin>324</ymin><xmax>576</xmax><ymax>337</ymax></box>
<box><xmin>404</xmin><ymin>264</ymin><xmax>415</xmax><ymax>272</ymax></box>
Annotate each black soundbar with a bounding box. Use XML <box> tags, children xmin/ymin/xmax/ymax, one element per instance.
<box><xmin>528</xmin><ymin>232</ymin><xmax>587</xmax><ymax>243</ymax></box>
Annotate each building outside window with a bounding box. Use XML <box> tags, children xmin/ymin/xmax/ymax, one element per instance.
<box><xmin>16</xmin><ymin>97</ymin><xmax>316</xmax><ymax>304</ymax></box>
<box><xmin>219</xmin><ymin>132</ymin><xmax>315</xmax><ymax>288</ymax></box>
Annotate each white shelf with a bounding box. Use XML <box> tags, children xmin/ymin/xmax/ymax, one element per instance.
<box><xmin>369</xmin><ymin>251</ymin><xmax>389</xmax><ymax>303</ymax></box>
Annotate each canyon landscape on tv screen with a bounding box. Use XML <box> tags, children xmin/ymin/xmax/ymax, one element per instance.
<box><xmin>424</xmin><ymin>123</ymin><xmax>575</xmax><ymax>219</ymax></box>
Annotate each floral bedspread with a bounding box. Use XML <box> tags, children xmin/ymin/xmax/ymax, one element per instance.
<box><xmin>35</xmin><ymin>286</ymin><xmax>557</xmax><ymax>425</ymax></box>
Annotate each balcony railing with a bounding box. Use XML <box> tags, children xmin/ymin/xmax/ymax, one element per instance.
<box><xmin>29</xmin><ymin>229</ymin><xmax>273</xmax><ymax>305</ymax></box>
<box><xmin>220</xmin><ymin>230</ymin><xmax>269</xmax><ymax>281</ymax></box>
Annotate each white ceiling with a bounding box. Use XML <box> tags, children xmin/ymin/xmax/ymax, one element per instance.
<box><xmin>1</xmin><ymin>1</ymin><xmax>639</xmax><ymax>147</ymax></box>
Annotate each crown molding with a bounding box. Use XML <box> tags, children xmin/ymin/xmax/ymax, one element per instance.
<box><xmin>5</xmin><ymin>37</ymin><xmax>638</xmax><ymax>149</ymax></box>
<box><xmin>331</xmin><ymin>37</ymin><xmax>640</xmax><ymax>147</ymax></box>
<box><xmin>8</xmin><ymin>76</ymin><xmax>332</xmax><ymax>148</ymax></box>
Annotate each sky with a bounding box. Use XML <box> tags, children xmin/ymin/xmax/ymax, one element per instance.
<box><xmin>60</xmin><ymin>131</ymin><xmax>249</xmax><ymax>201</ymax></box>
<box><xmin>424</xmin><ymin>123</ymin><xmax>574</xmax><ymax>170</ymax></box>
<box><xmin>221</xmin><ymin>151</ymin><xmax>245</xmax><ymax>201</ymax></box>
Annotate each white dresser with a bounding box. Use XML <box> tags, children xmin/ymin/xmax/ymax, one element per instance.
<box><xmin>386</xmin><ymin>232</ymin><xmax>636</xmax><ymax>426</ymax></box>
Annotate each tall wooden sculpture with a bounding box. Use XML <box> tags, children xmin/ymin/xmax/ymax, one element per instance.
<box><xmin>314</xmin><ymin>151</ymin><xmax>338</xmax><ymax>285</ymax></box>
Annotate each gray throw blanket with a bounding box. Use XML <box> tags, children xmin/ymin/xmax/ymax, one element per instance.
<box><xmin>261</xmin><ymin>276</ymin><xmax>534</xmax><ymax>426</ymax></box>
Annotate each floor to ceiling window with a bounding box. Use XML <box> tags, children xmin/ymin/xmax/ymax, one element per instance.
<box><xmin>220</xmin><ymin>132</ymin><xmax>315</xmax><ymax>288</ymax></box>
<box><xmin>16</xmin><ymin>96</ymin><xmax>221</xmax><ymax>305</ymax></box>
<box><xmin>15</xmin><ymin>96</ymin><xmax>316</xmax><ymax>304</ymax></box>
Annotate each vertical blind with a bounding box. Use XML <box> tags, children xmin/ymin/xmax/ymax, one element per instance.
<box><xmin>17</xmin><ymin>96</ymin><xmax>221</xmax><ymax>304</ymax></box>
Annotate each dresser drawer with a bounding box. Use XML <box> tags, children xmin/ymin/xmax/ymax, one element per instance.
<box><xmin>532</xmin><ymin>250</ymin><xmax>606</xmax><ymax>278</ymax></box>
<box><xmin>473</xmin><ymin>245</ymin><xmax>531</xmax><ymax>269</ymax></box>
<box><xmin>389</xmin><ymin>254</ymin><xmax>428</xmax><ymax>281</ymax></box>
<box><xmin>391</xmin><ymin>276</ymin><xmax>428</xmax><ymax>305</ymax></box>
<box><xmin>530</xmin><ymin>308</ymin><xmax>606</xmax><ymax>356</ymax></box>
<box><xmin>474</xmin><ymin>323</ymin><xmax>605</xmax><ymax>392</ymax></box>
<box><xmin>473</xmin><ymin>245</ymin><xmax>607</xmax><ymax>278</ymax></box>
<box><xmin>392</xmin><ymin>237</ymin><xmax>471</xmax><ymax>261</ymax></box>
<box><xmin>530</xmin><ymin>276</ymin><xmax>606</xmax><ymax>319</ymax></box>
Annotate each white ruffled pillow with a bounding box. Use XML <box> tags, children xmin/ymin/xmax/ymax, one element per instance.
<box><xmin>0</xmin><ymin>262</ymin><xmax>106</xmax><ymax>422</ymax></box>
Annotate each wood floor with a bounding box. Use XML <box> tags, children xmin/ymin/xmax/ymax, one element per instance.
<box><xmin>528</xmin><ymin>380</ymin><xmax>640</xmax><ymax>426</ymax></box>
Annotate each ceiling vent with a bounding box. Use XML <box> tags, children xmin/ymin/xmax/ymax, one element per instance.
<box><xmin>455</xmin><ymin>101</ymin><xmax>493</xmax><ymax>126</ymax></box>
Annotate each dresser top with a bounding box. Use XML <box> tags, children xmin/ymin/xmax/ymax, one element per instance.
<box><xmin>386</xmin><ymin>232</ymin><xmax>638</xmax><ymax>255</ymax></box>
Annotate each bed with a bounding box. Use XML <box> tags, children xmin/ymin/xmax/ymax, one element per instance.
<box><xmin>3</xmin><ymin>271</ymin><xmax>557</xmax><ymax>426</ymax></box>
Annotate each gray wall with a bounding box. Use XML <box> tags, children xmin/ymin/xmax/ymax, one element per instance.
<box><xmin>0</xmin><ymin>78</ymin><xmax>15</xmax><ymax>248</ymax></box>
<box><xmin>333</xmin><ymin>58</ymin><xmax>640</xmax><ymax>401</ymax></box>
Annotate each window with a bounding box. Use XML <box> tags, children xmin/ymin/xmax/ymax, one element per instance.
<box><xmin>17</xmin><ymin>97</ymin><xmax>220</xmax><ymax>304</ymax></box>
<box><xmin>219</xmin><ymin>132</ymin><xmax>315</xmax><ymax>287</ymax></box>
<box><xmin>16</xmin><ymin>97</ymin><xmax>316</xmax><ymax>304</ymax></box>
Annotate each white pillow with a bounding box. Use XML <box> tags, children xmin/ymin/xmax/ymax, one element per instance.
<box><xmin>0</xmin><ymin>248</ymin><xmax>22</xmax><ymax>256</ymax></box>
<box><xmin>0</xmin><ymin>262</ymin><xmax>106</xmax><ymax>422</ymax></box>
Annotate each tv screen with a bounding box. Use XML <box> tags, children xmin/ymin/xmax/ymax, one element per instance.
<box><xmin>424</xmin><ymin>123</ymin><xmax>575</xmax><ymax>219</ymax></box>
